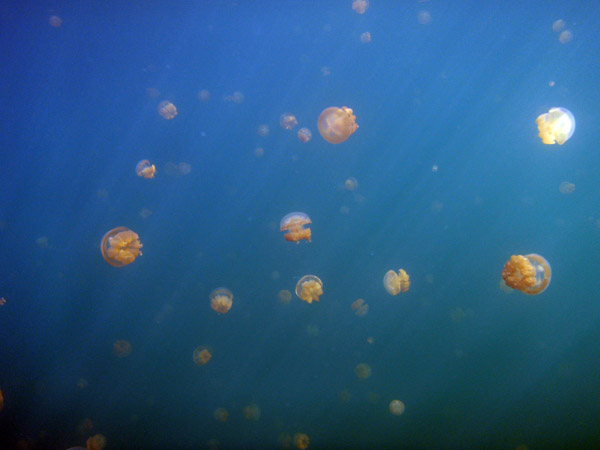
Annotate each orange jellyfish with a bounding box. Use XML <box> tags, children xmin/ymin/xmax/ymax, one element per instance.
<box><xmin>280</xmin><ymin>113</ymin><xmax>298</xmax><ymax>130</ymax></box>
<box><xmin>351</xmin><ymin>298</ymin><xmax>369</xmax><ymax>316</ymax></box>
<box><xmin>243</xmin><ymin>404</ymin><xmax>261</xmax><ymax>421</ymax></box>
<box><xmin>210</xmin><ymin>287</ymin><xmax>233</xmax><ymax>314</ymax></box>
<box><xmin>293</xmin><ymin>433</ymin><xmax>309</xmax><ymax>450</ymax></box>
<box><xmin>297</xmin><ymin>127</ymin><xmax>312</xmax><ymax>143</ymax></box>
<box><xmin>193</xmin><ymin>346</ymin><xmax>212</xmax><ymax>365</ymax></box>
<box><xmin>295</xmin><ymin>275</ymin><xmax>323</xmax><ymax>304</ymax></box>
<box><xmin>383</xmin><ymin>269</ymin><xmax>410</xmax><ymax>295</ymax></box>
<box><xmin>501</xmin><ymin>254</ymin><xmax>551</xmax><ymax>295</ymax></box>
<box><xmin>158</xmin><ymin>100</ymin><xmax>177</xmax><ymax>119</ymax></box>
<box><xmin>100</xmin><ymin>227</ymin><xmax>142</xmax><ymax>267</ymax></box>
<box><xmin>536</xmin><ymin>107</ymin><xmax>575</xmax><ymax>145</ymax></box>
<box><xmin>280</xmin><ymin>212</ymin><xmax>312</xmax><ymax>243</ymax></box>
<box><xmin>354</xmin><ymin>363</ymin><xmax>372</xmax><ymax>379</ymax></box>
<box><xmin>317</xmin><ymin>106</ymin><xmax>358</xmax><ymax>144</ymax></box>
<box><xmin>389</xmin><ymin>399</ymin><xmax>405</xmax><ymax>416</ymax></box>
<box><xmin>86</xmin><ymin>434</ymin><xmax>106</xmax><ymax>450</ymax></box>
<box><xmin>136</xmin><ymin>160</ymin><xmax>156</xmax><ymax>179</ymax></box>
<box><xmin>112</xmin><ymin>340</ymin><xmax>132</xmax><ymax>357</ymax></box>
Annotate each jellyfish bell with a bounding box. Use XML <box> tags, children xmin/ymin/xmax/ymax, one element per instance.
<box><xmin>295</xmin><ymin>275</ymin><xmax>323</xmax><ymax>303</ymax></box>
<box><xmin>210</xmin><ymin>287</ymin><xmax>233</xmax><ymax>314</ymax></box>
<box><xmin>317</xmin><ymin>106</ymin><xmax>358</xmax><ymax>144</ymax></box>
<box><xmin>536</xmin><ymin>107</ymin><xmax>575</xmax><ymax>145</ymax></box>
<box><xmin>100</xmin><ymin>227</ymin><xmax>142</xmax><ymax>267</ymax></box>
<box><xmin>383</xmin><ymin>269</ymin><xmax>410</xmax><ymax>295</ymax></box>
<box><xmin>501</xmin><ymin>253</ymin><xmax>551</xmax><ymax>295</ymax></box>
<box><xmin>280</xmin><ymin>212</ymin><xmax>312</xmax><ymax>243</ymax></box>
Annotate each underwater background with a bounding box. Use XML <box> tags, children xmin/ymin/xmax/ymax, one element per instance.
<box><xmin>1</xmin><ymin>1</ymin><xmax>600</xmax><ymax>449</ymax></box>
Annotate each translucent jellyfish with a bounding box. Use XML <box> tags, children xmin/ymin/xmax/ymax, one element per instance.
<box><xmin>354</xmin><ymin>363</ymin><xmax>372</xmax><ymax>379</ymax></box>
<box><xmin>383</xmin><ymin>269</ymin><xmax>410</xmax><ymax>295</ymax></box>
<box><xmin>280</xmin><ymin>212</ymin><xmax>312</xmax><ymax>243</ymax></box>
<box><xmin>280</xmin><ymin>113</ymin><xmax>298</xmax><ymax>130</ymax></box>
<box><xmin>193</xmin><ymin>346</ymin><xmax>212</xmax><ymax>365</ymax></box>
<box><xmin>297</xmin><ymin>127</ymin><xmax>312</xmax><ymax>143</ymax></box>
<box><xmin>49</xmin><ymin>15</ymin><xmax>62</xmax><ymax>27</ymax></box>
<box><xmin>243</xmin><ymin>404</ymin><xmax>261</xmax><ymax>421</ymax></box>
<box><xmin>210</xmin><ymin>287</ymin><xmax>233</xmax><ymax>314</ymax></box>
<box><xmin>345</xmin><ymin>177</ymin><xmax>358</xmax><ymax>191</ymax></box>
<box><xmin>136</xmin><ymin>160</ymin><xmax>156</xmax><ymax>179</ymax></box>
<box><xmin>296</xmin><ymin>275</ymin><xmax>323</xmax><ymax>304</ymax></box>
<box><xmin>86</xmin><ymin>434</ymin><xmax>106</xmax><ymax>450</ymax></box>
<box><xmin>198</xmin><ymin>89</ymin><xmax>210</xmax><ymax>101</ymax></box>
<box><xmin>559</xmin><ymin>30</ymin><xmax>573</xmax><ymax>44</ymax></box>
<box><xmin>293</xmin><ymin>433</ymin><xmax>309</xmax><ymax>450</ymax></box>
<box><xmin>113</xmin><ymin>339</ymin><xmax>132</xmax><ymax>357</ymax></box>
<box><xmin>360</xmin><ymin>32</ymin><xmax>371</xmax><ymax>43</ymax></box>
<box><xmin>552</xmin><ymin>19</ymin><xmax>565</xmax><ymax>32</ymax></box>
<box><xmin>417</xmin><ymin>10</ymin><xmax>432</xmax><ymax>25</ymax></box>
<box><xmin>0</xmin><ymin>387</ymin><xmax>3</xmax><ymax>411</ymax></box>
<box><xmin>224</xmin><ymin>91</ymin><xmax>244</xmax><ymax>103</ymax></box>
<box><xmin>352</xmin><ymin>0</ymin><xmax>369</xmax><ymax>14</ymax></box>
<box><xmin>536</xmin><ymin>107</ymin><xmax>575</xmax><ymax>145</ymax></box>
<box><xmin>317</xmin><ymin>106</ymin><xmax>358</xmax><ymax>144</ymax></box>
<box><xmin>214</xmin><ymin>407</ymin><xmax>229</xmax><ymax>422</ymax></box>
<box><xmin>0</xmin><ymin>297</ymin><xmax>5</xmax><ymax>306</ymax></box>
<box><xmin>389</xmin><ymin>399</ymin><xmax>405</xmax><ymax>416</ymax></box>
<box><xmin>501</xmin><ymin>254</ymin><xmax>551</xmax><ymax>295</ymax></box>
<box><xmin>351</xmin><ymin>298</ymin><xmax>368</xmax><ymax>316</ymax></box>
<box><xmin>278</xmin><ymin>289</ymin><xmax>292</xmax><ymax>305</ymax></box>
<box><xmin>254</xmin><ymin>147</ymin><xmax>265</xmax><ymax>157</ymax></box>
<box><xmin>559</xmin><ymin>181</ymin><xmax>575</xmax><ymax>194</ymax></box>
<box><xmin>100</xmin><ymin>227</ymin><xmax>142</xmax><ymax>267</ymax></box>
<box><xmin>158</xmin><ymin>100</ymin><xmax>177</xmax><ymax>119</ymax></box>
<box><xmin>257</xmin><ymin>124</ymin><xmax>270</xmax><ymax>136</ymax></box>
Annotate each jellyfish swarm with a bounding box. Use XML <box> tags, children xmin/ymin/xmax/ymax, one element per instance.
<box><xmin>536</xmin><ymin>107</ymin><xmax>575</xmax><ymax>145</ymax></box>
<box><xmin>100</xmin><ymin>227</ymin><xmax>142</xmax><ymax>267</ymax></box>
<box><xmin>383</xmin><ymin>269</ymin><xmax>410</xmax><ymax>295</ymax></box>
<box><xmin>280</xmin><ymin>212</ymin><xmax>311</xmax><ymax>243</ymax></box>
<box><xmin>295</xmin><ymin>275</ymin><xmax>323</xmax><ymax>303</ymax></box>
<box><xmin>317</xmin><ymin>106</ymin><xmax>358</xmax><ymax>144</ymax></box>
<box><xmin>501</xmin><ymin>254</ymin><xmax>551</xmax><ymax>295</ymax></box>
<box><xmin>210</xmin><ymin>287</ymin><xmax>233</xmax><ymax>314</ymax></box>
<box><xmin>136</xmin><ymin>160</ymin><xmax>156</xmax><ymax>179</ymax></box>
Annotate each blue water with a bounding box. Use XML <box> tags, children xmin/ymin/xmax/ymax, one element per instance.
<box><xmin>1</xmin><ymin>2</ymin><xmax>600</xmax><ymax>449</ymax></box>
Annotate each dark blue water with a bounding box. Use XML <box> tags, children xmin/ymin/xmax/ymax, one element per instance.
<box><xmin>1</xmin><ymin>1</ymin><xmax>600</xmax><ymax>449</ymax></box>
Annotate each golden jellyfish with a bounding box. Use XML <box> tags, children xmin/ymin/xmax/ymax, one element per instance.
<box><xmin>536</xmin><ymin>107</ymin><xmax>575</xmax><ymax>145</ymax></box>
<box><xmin>280</xmin><ymin>113</ymin><xmax>298</xmax><ymax>130</ymax></box>
<box><xmin>559</xmin><ymin>181</ymin><xmax>575</xmax><ymax>194</ymax></box>
<box><xmin>113</xmin><ymin>340</ymin><xmax>132</xmax><ymax>358</ymax></box>
<box><xmin>100</xmin><ymin>227</ymin><xmax>142</xmax><ymax>267</ymax></box>
<box><xmin>351</xmin><ymin>298</ymin><xmax>369</xmax><ymax>316</ymax></box>
<box><xmin>135</xmin><ymin>159</ymin><xmax>156</xmax><ymax>179</ymax></box>
<box><xmin>295</xmin><ymin>275</ymin><xmax>323</xmax><ymax>304</ymax></box>
<box><xmin>214</xmin><ymin>407</ymin><xmax>229</xmax><ymax>422</ymax></box>
<box><xmin>502</xmin><ymin>254</ymin><xmax>551</xmax><ymax>295</ymax></box>
<box><xmin>352</xmin><ymin>0</ymin><xmax>369</xmax><ymax>14</ymax></box>
<box><xmin>243</xmin><ymin>404</ymin><xmax>261</xmax><ymax>421</ymax></box>
<box><xmin>210</xmin><ymin>288</ymin><xmax>233</xmax><ymax>314</ymax></box>
<box><xmin>383</xmin><ymin>269</ymin><xmax>410</xmax><ymax>295</ymax></box>
<box><xmin>317</xmin><ymin>106</ymin><xmax>358</xmax><ymax>144</ymax></box>
<box><xmin>293</xmin><ymin>433</ymin><xmax>309</xmax><ymax>450</ymax></box>
<box><xmin>278</xmin><ymin>289</ymin><xmax>292</xmax><ymax>305</ymax></box>
<box><xmin>86</xmin><ymin>434</ymin><xmax>106</xmax><ymax>450</ymax></box>
<box><xmin>280</xmin><ymin>212</ymin><xmax>312</xmax><ymax>243</ymax></box>
<box><xmin>158</xmin><ymin>100</ymin><xmax>177</xmax><ymax>119</ymax></box>
<box><xmin>193</xmin><ymin>346</ymin><xmax>212</xmax><ymax>365</ymax></box>
<box><xmin>389</xmin><ymin>399</ymin><xmax>405</xmax><ymax>416</ymax></box>
<box><xmin>354</xmin><ymin>363</ymin><xmax>371</xmax><ymax>379</ymax></box>
<box><xmin>297</xmin><ymin>127</ymin><xmax>312</xmax><ymax>143</ymax></box>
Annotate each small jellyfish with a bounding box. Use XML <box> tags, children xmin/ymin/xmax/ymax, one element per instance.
<box><xmin>136</xmin><ymin>160</ymin><xmax>156</xmax><ymax>179</ymax></box>
<box><xmin>280</xmin><ymin>113</ymin><xmax>298</xmax><ymax>130</ymax></box>
<box><xmin>0</xmin><ymin>387</ymin><xmax>3</xmax><ymax>411</ymax></box>
<box><xmin>210</xmin><ymin>288</ymin><xmax>233</xmax><ymax>314</ymax></box>
<box><xmin>100</xmin><ymin>227</ymin><xmax>142</xmax><ymax>267</ymax></box>
<box><xmin>501</xmin><ymin>254</ymin><xmax>551</xmax><ymax>295</ymax></box>
<box><xmin>0</xmin><ymin>297</ymin><xmax>6</xmax><ymax>306</ymax></box>
<box><xmin>257</xmin><ymin>124</ymin><xmax>270</xmax><ymax>136</ymax></box>
<box><xmin>352</xmin><ymin>0</ymin><xmax>369</xmax><ymax>14</ymax></box>
<box><xmin>417</xmin><ymin>10</ymin><xmax>432</xmax><ymax>25</ymax></box>
<box><xmin>344</xmin><ymin>177</ymin><xmax>358</xmax><ymax>191</ymax></box>
<box><xmin>389</xmin><ymin>399</ymin><xmax>405</xmax><ymax>416</ymax></box>
<box><xmin>536</xmin><ymin>107</ymin><xmax>575</xmax><ymax>145</ymax></box>
<box><xmin>383</xmin><ymin>269</ymin><xmax>410</xmax><ymax>295</ymax></box>
<box><xmin>49</xmin><ymin>15</ymin><xmax>62</xmax><ymax>27</ymax></box>
<box><xmin>198</xmin><ymin>89</ymin><xmax>210</xmax><ymax>101</ymax></box>
<box><xmin>243</xmin><ymin>404</ymin><xmax>261</xmax><ymax>421</ymax></box>
<box><xmin>193</xmin><ymin>346</ymin><xmax>212</xmax><ymax>365</ymax></box>
<box><xmin>317</xmin><ymin>106</ymin><xmax>358</xmax><ymax>144</ymax></box>
<box><xmin>559</xmin><ymin>30</ymin><xmax>573</xmax><ymax>44</ymax></box>
<box><xmin>295</xmin><ymin>275</ymin><xmax>323</xmax><ymax>304</ymax></box>
<box><xmin>214</xmin><ymin>407</ymin><xmax>229</xmax><ymax>422</ymax></box>
<box><xmin>158</xmin><ymin>100</ymin><xmax>177</xmax><ymax>119</ymax></box>
<box><xmin>360</xmin><ymin>31</ymin><xmax>371</xmax><ymax>43</ymax></box>
<box><xmin>280</xmin><ymin>212</ymin><xmax>312</xmax><ymax>243</ymax></box>
<box><xmin>293</xmin><ymin>433</ymin><xmax>309</xmax><ymax>450</ymax></box>
<box><xmin>552</xmin><ymin>19</ymin><xmax>565</xmax><ymax>33</ymax></box>
<box><xmin>354</xmin><ymin>363</ymin><xmax>371</xmax><ymax>379</ymax></box>
<box><xmin>351</xmin><ymin>298</ymin><xmax>369</xmax><ymax>316</ymax></box>
<box><xmin>113</xmin><ymin>340</ymin><xmax>132</xmax><ymax>358</ymax></box>
<box><xmin>559</xmin><ymin>181</ymin><xmax>575</xmax><ymax>194</ymax></box>
<box><xmin>297</xmin><ymin>127</ymin><xmax>312</xmax><ymax>143</ymax></box>
<box><xmin>278</xmin><ymin>289</ymin><xmax>292</xmax><ymax>305</ymax></box>
<box><xmin>86</xmin><ymin>434</ymin><xmax>106</xmax><ymax>450</ymax></box>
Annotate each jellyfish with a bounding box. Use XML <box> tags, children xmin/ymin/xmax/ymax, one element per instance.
<box><xmin>295</xmin><ymin>275</ymin><xmax>323</xmax><ymax>303</ymax></box>
<box><xmin>280</xmin><ymin>212</ymin><xmax>312</xmax><ymax>243</ymax></box>
<box><xmin>317</xmin><ymin>106</ymin><xmax>358</xmax><ymax>144</ymax></box>
<box><xmin>352</xmin><ymin>0</ymin><xmax>369</xmax><ymax>14</ymax></box>
<box><xmin>113</xmin><ymin>340</ymin><xmax>132</xmax><ymax>357</ymax></box>
<box><xmin>354</xmin><ymin>363</ymin><xmax>372</xmax><ymax>379</ymax></box>
<box><xmin>501</xmin><ymin>254</ymin><xmax>551</xmax><ymax>295</ymax></box>
<box><xmin>351</xmin><ymin>298</ymin><xmax>368</xmax><ymax>316</ymax></box>
<box><xmin>193</xmin><ymin>346</ymin><xmax>212</xmax><ymax>365</ymax></box>
<box><xmin>278</xmin><ymin>289</ymin><xmax>292</xmax><ymax>305</ymax></box>
<box><xmin>49</xmin><ymin>15</ymin><xmax>62</xmax><ymax>27</ymax></box>
<box><xmin>280</xmin><ymin>113</ymin><xmax>298</xmax><ymax>130</ymax></box>
<box><xmin>100</xmin><ymin>227</ymin><xmax>142</xmax><ymax>267</ymax></box>
<box><xmin>214</xmin><ymin>407</ymin><xmax>229</xmax><ymax>422</ymax></box>
<box><xmin>136</xmin><ymin>160</ymin><xmax>156</xmax><ymax>179</ymax></box>
<box><xmin>360</xmin><ymin>32</ymin><xmax>372</xmax><ymax>43</ymax></box>
<box><xmin>536</xmin><ymin>107</ymin><xmax>575</xmax><ymax>145</ymax></box>
<box><xmin>297</xmin><ymin>127</ymin><xmax>312</xmax><ymax>143</ymax></box>
<box><xmin>86</xmin><ymin>434</ymin><xmax>106</xmax><ymax>450</ymax></box>
<box><xmin>383</xmin><ymin>269</ymin><xmax>410</xmax><ymax>295</ymax></box>
<box><xmin>210</xmin><ymin>287</ymin><xmax>233</xmax><ymax>314</ymax></box>
<box><xmin>389</xmin><ymin>399</ymin><xmax>405</xmax><ymax>416</ymax></box>
<box><xmin>293</xmin><ymin>433</ymin><xmax>309</xmax><ymax>450</ymax></box>
<box><xmin>243</xmin><ymin>404</ymin><xmax>261</xmax><ymax>421</ymax></box>
<box><xmin>158</xmin><ymin>100</ymin><xmax>177</xmax><ymax>119</ymax></box>
<box><xmin>345</xmin><ymin>177</ymin><xmax>358</xmax><ymax>191</ymax></box>
<box><xmin>559</xmin><ymin>181</ymin><xmax>575</xmax><ymax>194</ymax></box>
<box><xmin>0</xmin><ymin>387</ymin><xmax>3</xmax><ymax>412</ymax></box>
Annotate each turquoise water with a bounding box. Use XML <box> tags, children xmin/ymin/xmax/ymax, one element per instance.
<box><xmin>1</xmin><ymin>2</ymin><xmax>600</xmax><ymax>449</ymax></box>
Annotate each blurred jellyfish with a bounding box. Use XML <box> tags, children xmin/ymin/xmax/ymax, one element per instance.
<box><xmin>193</xmin><ymin>346</ymin><xmax>212</xmax><ymax>365</ymax></box>
<box><xmin>360</xmin><ymin>32</ymin><xmax>371</xmax><ymax>43</ymax></box>
<box><xmin>559</xmin><ymin>30</ymin><xmax>573</xmax><ymax>43</ymax></box>
<box><xmin>198</xmin><ymin>89</ymin><xmax>210</xmax><ymax>101</ymax></box>
<box><xmin>559</xmin><ymin>181</ymin><xmax>575</xmax><ymax>194</ymax></box>
<box><xmin>297</xmin><ymin>127</ymin><xmax>312</xmax><ymax>143</ymax></box>
<box><xmin>280</xmin><ymin>113</ymin><xmax>298</xmax><ymax>130</ymax></box>
<box><xmin>417</xmin><ymin>10</ymin><xmax>432</xmax><ymax>25</ymax></box>
<box><xmin>552</xmin><ymin>19</ymin><xmax>565</xmax><ymax>32</ymax></box>
<box><xmin>351</xmin><ymin>298</ymin><xmax>369</xmax><ymax>316</ymax></box>
<box><xmin>389</xmin><ymin>399</ymin><xmax>405</xmax><ymax>416</ymax></box>
<box><xmin>257</xmin><ymin>124</ymin><xmax>270</xmax><ymax>136</ymax></box>
<box><xmin>49</xmin><ymin>15</ymin><xmax>62</xmax><ymax>27</ymax></box>
<box><xmin>354</xmin><ymin>363</ymin><xmax>372</xmax><ymax>379</ymax></box>
<box><xmin>278</xmin><ymin>289</ymin><xmax>292</xmax><ymax>305</ymax></box>
<box><xmin>158</xmin><ymin>100</ymin><xmax>177</xmax><ymax>119</ymax></box>
<box><xmin>210</xmin><ymin>288</ymin><xmax>233</xmax><ymax>314</ymax></box>
<box><xmin>86</xmin><ymin>434</ymin><xmax>106</xmax><ymax>450</ymax></box>
<box><xmin>352</xmin><ymin>0</ymin><xmax>369</xmax><ymax>14</ymax></box>
<box><xmin>536</xmin><ymin>107</ymin><xmax>575</xmax><ymax>145</ymax></box>
<box><xmin>345</xmin><ymin>177</ymin><xmax>358</xmax><ymax>191</ymax></box>
<box><xmin>243</xmin><ymin>404</ymin><xmax>261</xmax><ymax>421</ymax></box>
<box><xmin>214</xmin><ymin>407</ymin><xmax>229</xmax><ymax>422</ymax></box>
<box><xmin>113</xmin><ymin>339</ymin><xmax>132</xmax><ymax>357</ymax></box>
<box><xmin>293</xmin><ymin>433</ymin><xmax>309</xmax><ymax>450</ymax></box>
<box><xmin>136</xmin><ymin>160</ymin><xmax>156</xmax><ymax>179</ymax></box>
